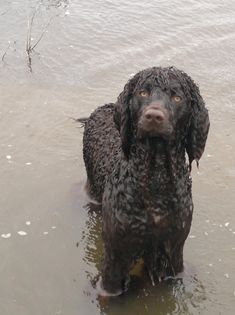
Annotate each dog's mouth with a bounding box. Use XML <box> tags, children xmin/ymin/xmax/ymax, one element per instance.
<box><xmin>137</xmin><ymin>106</ymin><xmax>173</xmax><ymax>139</ymax></box>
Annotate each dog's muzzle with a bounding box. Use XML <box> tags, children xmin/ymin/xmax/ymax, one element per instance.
<box><xmin>137</xmin><ymin>105</ymin><xmax>173</xmax><ymax>138</ymax></box>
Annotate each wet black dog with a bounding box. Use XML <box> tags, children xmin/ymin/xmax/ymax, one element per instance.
<box><xmin>80</xmin><ymin>67</ymin><xmax>210</xmax><ymax>295</ymax></box>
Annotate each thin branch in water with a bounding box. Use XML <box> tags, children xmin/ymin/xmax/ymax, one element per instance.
<box><xmin>26</xmin><ymin>7</ymin><xmax>53</xmax><ymax>72</ymax></box>
<box><xmin>26</xmin><ymin>9</ymin><xmax>37</xmax><ymax>55</ymax></box>
<box><xmin>30</xmin><ymin>16</ymin><xmax>54</xmax><ymax>51</ymax></box>
<box><xmin>27</xmin><ymin>53</ymin><xmax>32</xmax><ymax>73</ymax></box>
<box><xmin>26</xmin><ymin>9</ymin><xmax>38</xmax><ymax>72</ymax></box>
<box><xmin>2</xmin><ymin>41</ymin><xmax>11</xmax><ymax>62</ymax></box>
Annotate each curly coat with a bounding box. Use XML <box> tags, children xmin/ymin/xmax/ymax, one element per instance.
<box><xmin>81</xmin><ymin>66</ymin><xmax>210</xmax><ymax>295</ymax></box>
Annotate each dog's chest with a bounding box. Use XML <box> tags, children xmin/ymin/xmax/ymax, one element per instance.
<box><xmin>113</xmin><ymin>190</ymin><xmax>192</xmax><ymax>239</ymax></box>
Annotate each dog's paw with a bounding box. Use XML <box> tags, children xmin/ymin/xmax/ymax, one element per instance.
<box><xmin>96</xmin><ymin>277</ymin><xmax>123</xmax><ymax>297</ymax></box>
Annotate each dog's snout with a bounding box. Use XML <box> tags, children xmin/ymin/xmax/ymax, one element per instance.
<box><xmin>137</xmin><ymin>104</ymin><xmax>171</xmax><ymax>138</ymax></box>
<box><xmin>144</xmin><ymin>108</ymin><xmax>165</xmax><ymax>123</ymax></box>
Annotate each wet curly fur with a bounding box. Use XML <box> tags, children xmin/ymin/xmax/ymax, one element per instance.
<box><xmin>80</xmin><ymin>66</ymin><xmax>210</xmax><ymax>295</ymax></box>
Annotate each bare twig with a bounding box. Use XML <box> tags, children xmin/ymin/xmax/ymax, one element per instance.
<box><xmin>26</xmin><ymin>9</ymin><xmax>38</xmax><ymax>72</ymax></box>
<box><xmin>26</xmin><ymin>8</ymin><xmax>39</xmax><ymax>54</ymax></box>
<box><xmin>30</xmin><ymin>16</ymin><xmax>53</xmax><ymax>51</ymax></box>
<box><xmin>1</xmin><ymin>42</ymin><xmax>11</xmax><ymax>62</ymax></box>
<box><xmin>26</xmin><ymin>7</ymin><xmax>54</xmax><ymax>72</ymax></box>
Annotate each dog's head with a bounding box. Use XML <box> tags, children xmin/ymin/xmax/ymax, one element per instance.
<box><xmin>114</xmin><ymin>67</ymin><xmax>210</xmax><ymax>166</ymax></box>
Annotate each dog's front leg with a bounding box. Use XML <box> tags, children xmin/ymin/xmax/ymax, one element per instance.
<box><xmin>99</xmin><ymin>243</ymin><xmax>131</xmax><ymax>296</ymax></box>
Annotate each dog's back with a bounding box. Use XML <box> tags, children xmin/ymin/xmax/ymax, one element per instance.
<box><xmin>82</xmin><ymin>103</ymin><xmax>120</xmax><ymax>202</ymax></box>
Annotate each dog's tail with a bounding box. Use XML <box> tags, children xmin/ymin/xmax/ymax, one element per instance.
<box><xmin>70</xmin><ymin>117</ymin><xmax>89</xmax><ymax>127</ymax></box>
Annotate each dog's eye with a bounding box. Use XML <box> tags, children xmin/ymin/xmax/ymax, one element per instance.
<box><xmin>172</xmin><ymin>95</ymin><xmax>182</xmax><ymax>103</ymax></box>
<box><xmin>139</xmin><ymin>91</ymin><xmax>149</xmax><ymax>97</ymax></box>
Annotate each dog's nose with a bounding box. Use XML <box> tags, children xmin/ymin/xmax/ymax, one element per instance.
<box><xmin>144</xmin><ymin>108</ymin><xmax>165</xmax><ymax>124</ymax></box>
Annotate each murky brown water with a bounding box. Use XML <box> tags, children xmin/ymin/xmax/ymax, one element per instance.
<box><xmin>0</xmin><ymin>0</ymin><xmax>235</xmax><ymax>314</ymax></box>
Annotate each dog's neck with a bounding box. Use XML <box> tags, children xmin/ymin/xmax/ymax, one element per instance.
<box><xmin>126</xmin><ymin>136</ymin><xmax>189</xmax><ymax>189</ymax></box>
<box><xmin>129</xmin><ymin>136</ymin><xmax>186</xmax><ymax>166</ymax></box>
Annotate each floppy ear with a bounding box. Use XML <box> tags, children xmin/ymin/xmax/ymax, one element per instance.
<box><xmin>113</xmin><ymin>74</ymin><xmax>141</xmax><ymax>158</ymax></box>
<box><xmin>185</xmin><ymin>81</ymin><xmax>210</xmax><ymax>169</ymax></box>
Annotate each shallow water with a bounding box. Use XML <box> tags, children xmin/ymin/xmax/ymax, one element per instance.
<box><xmin>0</xmin><ymin>0</ymin><xmax>235</xmax><ymax>314</ymax></box>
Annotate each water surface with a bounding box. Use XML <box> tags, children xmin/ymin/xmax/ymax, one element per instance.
<box><xmin>0</xmin><ymin>1</ymin><xmax>235</xmax><ymax>314</ymax></box>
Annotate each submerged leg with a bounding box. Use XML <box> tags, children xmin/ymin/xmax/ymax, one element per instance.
<box><xmin>100</xmin><ymin>245</ymin><xmax>132</xmax><ymax>296</ymax></box>
<box><xmin>145</xmin><ymin>244</ymin><xmax>175</xmax><ymax>284</ymax></box>
<box><xmin>170</xmin><ymin>242</ymin><xmax>185</xmax><ymax>274</ymax></box>
<box><xmin>145</xmin><ymin>240</ymin><xmax>185</xmax><ymax>284</ymax></box>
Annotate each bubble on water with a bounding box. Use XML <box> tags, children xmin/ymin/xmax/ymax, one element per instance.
<box><xmin>208</xmin><ymin>263</ymin><xmax>213</xmax><ymax>267</ymax></box>
<box><xmin>25</xmin><ymin>162</ymin><xmax>32</xmax><ymax>166</ymax></box>
<box><xmin>26</xmin><ymin>221</ymin><xmax>31</xmax><ymax>226</ymax></box>
<box><xmin>43</xmin><ymin>232</ymin><xmax>49</xmax><ymax>235</ymax></box>
<box><xmin>17</xmin><ymin>231</ymin><xmax>27</xmax><ymax>236</ymax></box>
<box><xmin>207</xmin><ymin>154</ymin><xmax>212</xmax><ymax>158</ymax></box>
<box><xmin>225</xmin><ymin>222</ymin><xmax>230</xmax><ymax>227</ymax></box>
<box><xmin>51</xmin><ymin>226</ymin><xmax>56</xmax><ymax>229</ymax></box>
<box><xmin>204</xmin><ymin>232</ymin><xmax>209</xmax><ymax>236</ymax></box>
<box><xmin>6</xmin><ymin>155</ymin><xmax>12</xmax><ymax>160</ymax></box>
<box><xmin>224</xmin><ymin>273</ymin><xmax>229</xmax><ymax>279</ymax></box>
<box><xmin>205</xmin><ymin>219</ymin><xmax>210</xmax><ymax>223</ymax></box>
<box><xmin>1</xmin><ymin>233</ymin><xmax>11</xmax><ymax>239</ymax></box>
